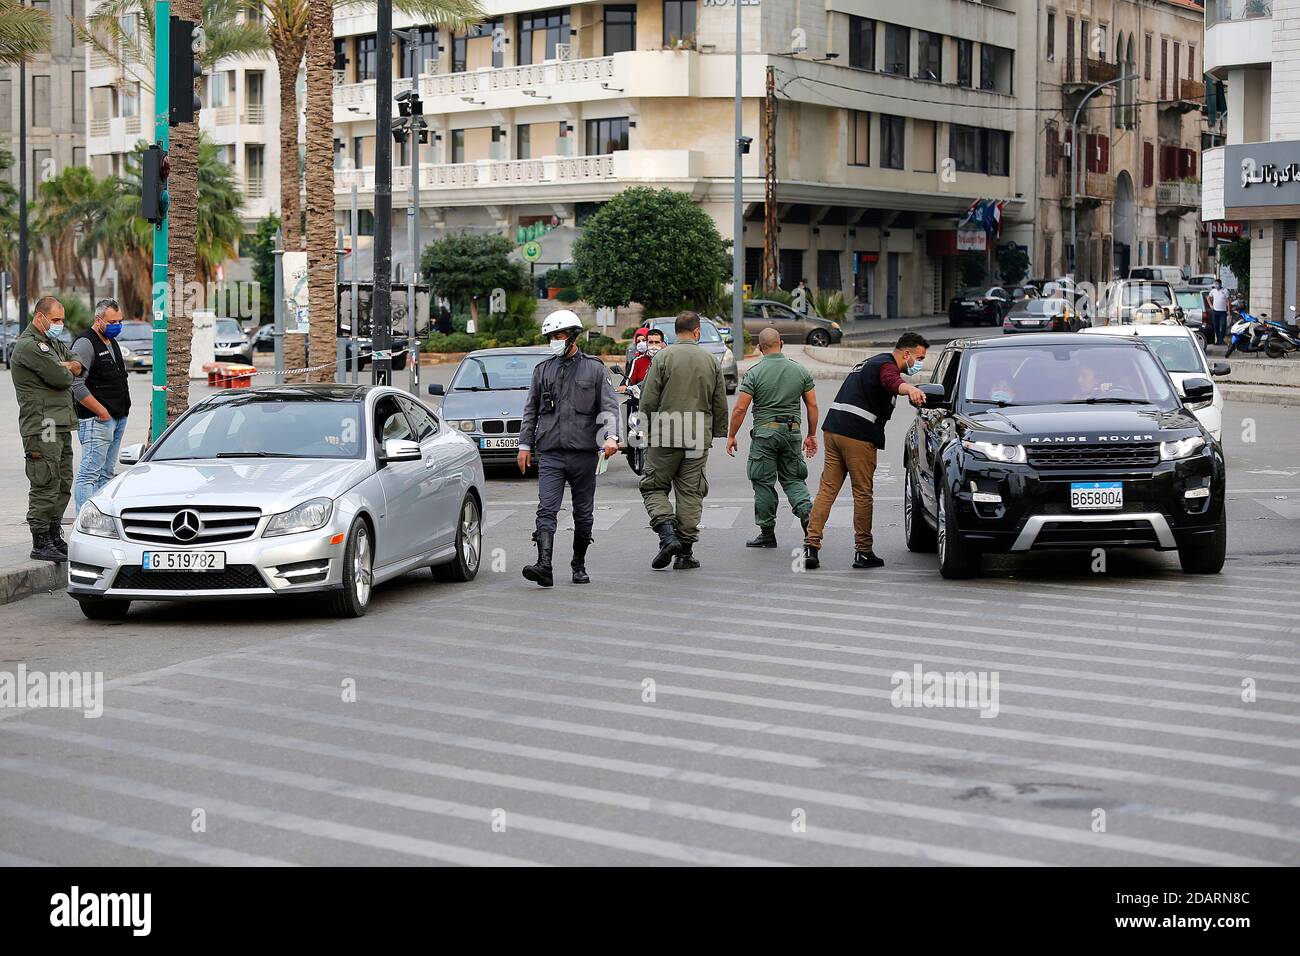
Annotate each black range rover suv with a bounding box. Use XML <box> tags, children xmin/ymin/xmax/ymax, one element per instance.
<box><xmin>902</xmin><ymin>334</ymin><xmax>1226</xmax><ymax>578</ymax></box>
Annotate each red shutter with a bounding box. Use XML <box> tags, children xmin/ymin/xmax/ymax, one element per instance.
<box><xmin>1099</xmin><ymin>135</ymin><xmax>1110</xmax><ymax>174</ymax></box>
<box><xmin>1159</xmin><ymin>145</ymin><xmax>1177</xmax><ymax>181</ymax></box>
<box><xmin>1143</xmin><ymin>142</ymin><xmax>1154</xmax><ymax>187</ymax></box>
<box><xmin>1085</xmin><ymin>133</ymin><xmax>1096</xmax><ymax>173</ymax></box>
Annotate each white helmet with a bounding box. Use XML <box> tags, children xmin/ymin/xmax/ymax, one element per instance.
<box><xmin>541</xmin><ymin>310</ymin><xmax>584</xmax><ymax>337</ymax></box>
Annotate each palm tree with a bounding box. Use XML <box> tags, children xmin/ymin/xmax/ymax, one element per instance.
<box><xmin>0</xmin><ymin>0</ymin><xmax>50</xmax><ymax>65</ymax></box>
<box><xmin>303</xmin><ymin>0</ymin><xmax>482</xmax><ymax>383</ymax></box>
<box><xmin>263</xmin><ymin>0</ymin><xmax>308</xmax><ymax>249</ymax></box>
<box><xmin>31</xmin><ymin>166</ymin><xmax>103</xmax><ymax>301</ymax></box>
<box><xmin>195</xmin><ymin>134</ymin><xmax>245</xmax><ymax>285</ymax></box>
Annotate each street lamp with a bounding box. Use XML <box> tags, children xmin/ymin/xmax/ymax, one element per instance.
<box><xmin>730</xmin><ymin>0</ymin><xmax>745</xmax><ymax>364</ymax></box>
<box><xmin>1069</xmin><ymin>74</ymin><xmax>1137</xmax><ymax>281</ymax></box>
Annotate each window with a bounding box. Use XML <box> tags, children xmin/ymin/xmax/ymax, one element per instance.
<box><xmin>1172</xmin><ymin>42</ymin><xmax>1180</xmax><ymax>95</ymax></box>
<box><xmin>398</xmin><ymin>397</ymin><xmax>438</xmax><ymax>440</ymax></box>
<box><xmin>516</xmin><ymin>123</ymin><xmax>531</xmax><ymax>159</ymax></box>
<box><xmin>918</xmin><ymin>31</ymin><xmax>942</xmax><ymax>81</ymax></box>
<box><xmin>399</xmin><ymin>27</ymin><xmax>437</xmax><ymax>76</ymax></box>
<box><xmin>778</xmin><ymin>249</ymin><xmax>804</xmax><ymax>291</ymax></box>
<box><xmin>980</xmin><ymin>45</ymin><xmax>1013</xmax><ymax>93</ymax></box>
<box><xmin>1160</xmin><ymin>37</ymin><xmax>1167</xmax><ymax>99</ymax></box>
<box><xmin>663</xmin><ymin>0</ymin><xmax>696</xmax><ymax>47</ymax></box>
<box><xmin>357</xmin><ymin>35</ymin><xmax>377</xmax><ymax>81</ymax></box>
<box><xmin>0</xmin><ymin>80</ymin><xmax>10</xmax><ymax>132</ymax></box>
<box><xmin>604</xmin><ymin>5</ymin><xmax>636</xmax><ymax>55</ymax></box>
<box><xmin>1188</xmin><ymin>44</ymin><xmax>1196</xmax><ymax>79</ymax></box>
<box><xmin>451</xmin><ymin>128</ymin><xmax>465</xmax><ymax>163</ymax></box>
<box><xmin>518</xmin><ymin>10</ymin><xmax>570</xmax><ymax>65</ymax></box>
<box><xmin>31</xmin><ymin>149</ymin><xmax>50</xmax><ymax>193</ymax></box>
<box><xmin>950</xmin><ymin>124</ymin><xmax>1009</xmax><ymax>176</ymax></box>
<box><xmin>375</xmin><ymin>396</ymin><xmax>414</xmax><ymax>445</ymax></box>
<box><xmin>881</xmin><ymin>114</ymin><xmax>904</xmax><ymax>169</ymax></box>
<box><xmin>957</xmin><ymin>39</ymin><xmax>972</xmax><ymax>88</ymax></box>
<box><xmin>334</xmin><ymin>38</ymin><xmax>348</xmax><ymax>73</ymax></box>
<box><xmin>1080</xmin><ymin>20</ymin><xmax>1089</xmax><ymax>60</ymax></box>
<box><xmin>1142</xmin><ymin>141</ymin><xmax>1154</xmax><ymax>187</ymax></box>
<box><xmin>32</xmin><ymin>75</ymin><xmax>50</xmax><ymax>123</ymax></box>
<box><xmin>987</xmin><ymin>129</ymin><xmax>1009</xmax><ymax>176</ymax></box>
<box><xmin>1044</xmin><ymin>124</ymin><xmax>1059</xmax><ymax>177</ymax></box>
<box><xmin>849</xmin><ymin>16</ymin><xmax>875</xmax><ymax>70</ymax></box>
<box><xmin>848</xmin><ymin>110</ymin><xmax>869</xmax><ymax>166</ymax></box>
<box><xmin>245</xmin><ymin>144</ymin><xmax>265</xmax><ymax>196</ymax></box>
<box><xmin>1065</xmin><ymin>16</ymin><xmax>1074</xmax><ymax>76</ymax></box>
<box><xmin>883</xmin><ymin>24</ymin><xmax>909</xmax><ymax>76</ymax></box>
<box><xmin>586</xmin><ymin>116</ymin><xmax>629</xmax><ymax>154</ymax></box>
<box><xmin>1046</xmin><ymin>10</ymin><xmax>1055</xmax><ymax>62</ymax></box>
<box><xmin>817</xmin><ymin>251</ymin><xmax>841</xmax><ymax>293</ymax></box>
<box><xmin>72</xmin><ymin>72</ymin><xmax>84</xmax><ymax>120</ymax></box>
<box><xmin>913</xmin><ymin>119</ymin><xmax>936</xmax><ymax>172</ymax></box>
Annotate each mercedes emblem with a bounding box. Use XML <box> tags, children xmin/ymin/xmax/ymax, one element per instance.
<box><xmin>171</xmin><ymin>509</ymin><xmax>202</xmax><ymax>542</ymax></box>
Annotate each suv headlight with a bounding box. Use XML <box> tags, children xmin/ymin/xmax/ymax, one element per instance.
<box><xmin>962</xmin><ymin>440</ymin><xmax>1027</xmax><ymax>464</ymax></box>
<box><xmin>76</xmin><ymin>502</ymin><xmax>119</xmax><ymax>539</ymax></box>
<box><xmin>263</xmin><ymin>497</ymin><xmax>334</xmax><ymax>537</ymax></box>
<box><xmin>1160</xmin><ymin>436</ymin><xmax>1205</xmax><ymax>461</ymax></box>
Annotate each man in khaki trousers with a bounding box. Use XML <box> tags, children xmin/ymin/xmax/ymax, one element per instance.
<box><xmin>804</xmin><ymin>332</ymin><xmax>929</xmax><ymax>569</ymax></box>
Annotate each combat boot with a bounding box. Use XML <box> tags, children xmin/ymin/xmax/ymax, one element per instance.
<box><xmin>651</xmin><ymin>519</ymin><xmax>681</xmax><ymax>570</ymax></box>
<box><xmin>853</xmin><ymin>550</ymin><xmax>885</xmax><ymax>569</ymax></box>
<box><xmin>745</xmin><ymin>528</ymin><xmax>778</xmax><ymax>548</ymax></box>
<box><xmin>673</xmin><ymin>544</ymin><xmax>701</xmax><ymax>570</ymax></box>
<box><xmin>802</xmin><ymin>544</ymin><xmax>820</xmax><ymax>570</ymax></box>
<box><xmin>522</xmin><ymin>530</ymin><xmax>555</xmax><ymax>588</ymax></box>
<box><xmin>571</xmin><ymin>532</ymin><xmax>592</xmax><ymax>585</ymax></box>
<box><xmin>47</xmin><ymin>524</ymin><xmax>69</xmax><ymax>559</ymax></box>
<box><xmin>29</xmin><ymin>529</ymin><xmax>64</xmax><ymax>563</ymax></box>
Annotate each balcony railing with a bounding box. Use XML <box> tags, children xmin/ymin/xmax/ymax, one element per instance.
<box><xmin>337</xmin><ymin>153</ymin><xmax>617</xmax><ymax>192</ymax></box>
<box><xmin>1061</xmin><ymin>171</ymin><xmax>1115</xmax><ymax>207</ymax></box>
<box><xmin>1065</xmin><ymin>56</ymin><xmax>1118</xmax><ymax>87</ymax></box>
<box><xmin>245</xmin><ymin>177</ymin><xmax>265</xmax><ymax>199</ymax></box>
<box><xmin>244</xmin><ymin>104</ymin><xmax>266</xmax><ymax>125</ymax></box>
<box><xmin>89</xmin><ymin>118</ymin><xmax>110</xmax><ymax>137</ymax></box>
<box><xmin>211</xmin><ymin>105</ymin><xmax>236</xmax><ymax>125</ymax></box>
<box><xmin>422</xmin><ymin>55</ymin><xmax>615</xmax><ymax>99</ymax></box>
<box><xmin>1207</xmin><ymin>0</ymin><xmax>1272</xmax><ymax>28</ymax></box>
<box><xmin>123</xmin><ymin>115</ymin><xmax>140</xmax><ymax>134</ymax></box>
<box><xmin>1156</xmin><ymin>181</ymin><xmax>1201</xmax><ymax>208</ymax></box>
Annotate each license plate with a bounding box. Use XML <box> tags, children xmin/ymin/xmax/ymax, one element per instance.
<box><xmin>1018</xmin><ymin>319</ymin><xmax>1044</xmax><ymax>327</ymax></box>
<box><xmin>1070</xmin><ymin>482</ymin><xmax>1123</xmax><ymax>510</ymax></box>
<box><xmin>961</xmin><ymin>301</ymin><xmax>977</xmax><ymax>307</ymax></box>
<box><xmin>480</xmin><ymin>437</ymin><xmax>519</xmax><ymax>450</ymax></box>
<box><xmin>142</xmin><ymin>550</ymin><xmax>226</xmax><ymax>571</ymax></box>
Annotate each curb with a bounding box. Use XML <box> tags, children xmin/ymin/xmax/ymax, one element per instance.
<box><xmin>0</xmin><ymin>559</ymin><xmax>65</xmax><ymax>607</ymax></box>
<box><xmin>1219</xmin><ymin>384</ymin><xmax>1300</xmax><ymax>408</ymax></box>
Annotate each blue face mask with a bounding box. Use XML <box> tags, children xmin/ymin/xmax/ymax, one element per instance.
<box><xmin>906</xmin><ymin>356</ymin><xmax>924</xmax><ymax>376</ymax></box>
<box><xmin>104</xmin><ymin>322</ymin><xmax>123</xmax><ymax>339</ymax></box>
<box><xmin>46</xmin><ymin>322</ymin><xmax>64</xmax><ymax>339</ymax></box>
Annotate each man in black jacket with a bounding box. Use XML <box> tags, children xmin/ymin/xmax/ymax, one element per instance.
<box><xmin>803</xmin><ymin>332</ymin><xmax>928</xmax><ymax>570</ymax></box>
<box><xmin>71</xmin><ymin>298</ymin><xmax>131</xmax><ymax>515</ymax></box>
<box><xmin>518</xmin><ymin>310</ymin><xmax>619</xmax><ymax>587</ymax></box>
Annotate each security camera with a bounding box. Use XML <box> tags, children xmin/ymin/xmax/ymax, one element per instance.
<box><xmin>738</xmin><ymin>136</ymin><xmax>753</xmax><ymax>154</ymax></box>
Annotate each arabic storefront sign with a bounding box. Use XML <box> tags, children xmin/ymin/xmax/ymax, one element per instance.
<box><xmin>1224</xmin><ymin>142</ymin><xmax>1300</xmax><ymax>209</ymax></box>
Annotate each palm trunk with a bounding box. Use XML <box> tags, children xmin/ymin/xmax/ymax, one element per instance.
<box><xmin>166</xmin><ymin>0</ymin><xmax>201</xmax><ymax>421</ymax></box>
<box><xmin>304</xmin><ymin>0</ymin><xmax>335</xmax><ymax>383</ymax></box>
<box><xmin>273</xmin><ymin>38</ymin><xmax>304</xmax><ymax>249</ymax></box>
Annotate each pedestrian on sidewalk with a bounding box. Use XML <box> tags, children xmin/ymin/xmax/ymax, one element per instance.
<box><xmin>726</xmin><ymin>327</ymin><xmax>819</xmax><ymax>549</ymax></box>
<box><xmin>72</xmin><ymin>298</ymin><xmax>131</xmax><ymax>513</ymax></box>
<box><xmin>638</xmin><ymin>311</ymin><xmax>729</xmax><ymax>570</ymax></box>
<box><xmin>1208</xmin><ymin>280</ymin><xmax>1230</xmax><ymax>346</ymax></box>
<box><xmin>518</xmin><ymin>310</ymin><xmax>620</xmax><ymax>588</ymax></box>
<box><xmin>803</xmin><ymin>331</ymin><xmax>929</xmax><ymax>570</ymax></box>
<box><xmin>10</xmin><ymin>295</ymin><xmax>81</xmax><ymax>563</ymax></box>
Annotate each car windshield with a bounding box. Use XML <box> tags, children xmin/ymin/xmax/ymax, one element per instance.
<box><xmin>963</xmin><ymin>343</ymin><xmax>1179</xmax><ymax>409</ymax></box>
<box><xmin>1122</xmin><ymin>284</ymin><xmax>1172</xmax><ymax>307</ymax></box>
<box><xmin>650</xmin><ymin>320</ymin><xmax>722</xmax><ymax>344</ymax></box>
<box><xmin>150</xmin><ymin>397</ymin><xmax>365</xmax><ymax>460</ymax></box>
<box><xmin>1142</xmin><ymin>335</ymin><xmax>1205</xmax><ymax>374</ymax></box>
<box><xmin>215</xmin><ymin>318</ymin><xmax>243</xmax><ymax>340</ymax></box>
<box><xmin>451</xmin><ymin>353</ymin><xmax>546</xmax><ymax>390</ymax></box>
<box><xmin>1175</xmin><ymin>291</ymin><xmax>1204</xmax><ymax>310</ymax></box>
<box><xmin>959</xmin><ymin>288</ymin><xmax>987</xmax><ymax>298</ymax></box>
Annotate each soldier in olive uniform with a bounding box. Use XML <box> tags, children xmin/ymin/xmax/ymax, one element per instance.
<box><xmin>726</xmin><ymin>327</ymin><xmax>819</xmax><ymax>548</ymax></box>
<box><xmin>11</xmin><ymin>296</ymin><xmax>81</xmax><ymax>562</ymax></box>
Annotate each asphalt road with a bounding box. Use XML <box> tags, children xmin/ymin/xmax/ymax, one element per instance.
<box><xmin>1</xmin><ymin>372</ymin><xmax>1299</xmax><ymax>865</ymax></box>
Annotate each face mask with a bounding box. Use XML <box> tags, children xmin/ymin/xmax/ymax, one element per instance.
<box><xmin>46</xmin><ymin>322</ymin><xmax>64</xmax><ymax>338</ymax></box>
<box><xmin>104</xmin><ymin>322</ymin><xmax>123</xmax><ymax>339</ymax></box>
<box><xmin>905</xmin><ymin>355</ymin><xmax>924</xmax><ymax>376</ymax></box>
<box><xmin>634</xmin><ymin>341</ymin><xmax>648</xmax><ymax>354</ymax></box>
<box><xmin>647</xmin><ymin>344</ymin><xmax>662</xmax><ymax>355</ymax></box>
<box><xmin>548</xmin><ymin>338</ymin><xmax>568</xmax><ymax>356</ymax></box>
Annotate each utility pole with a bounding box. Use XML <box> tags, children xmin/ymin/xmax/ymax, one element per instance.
<box><xmin>150</xmin><ymin>2</ymin><xmax>172</xmax><ymax>441</ymax></box>
<box><xmin>17</xmin><ymin>9</ymin><xmax>28</xmax><ymax>331</ymax></box>
<box><xmin>761</xmin><ymin>64</ymin><xmax>778</xmax><ymax>292</ymax></box>
<box><xmin>1069</xmin><ymin>74</ymin><xmax>1133</xmax><ymax>282</ymax></box>
<box><xmin>730</xmin><ymin>0</ymin><xmax>745</xmax><ymax>366</ymax></box>
<box><xmin>371</xmin><ymin>0</ymin><xmax>394</xmax><ymax>386</ymax></box>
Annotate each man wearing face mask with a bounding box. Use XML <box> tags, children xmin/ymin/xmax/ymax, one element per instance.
<box><xmin>518</xmin><ymin>310</ymin><xmax>620</xmax><ymax>587</ymax></box>
<box><xmin>71</xmin><ymin>298</ymin><xmax>132</xmax><ymax>513</ymax></box>
<box><xmin>10</xmin><ymin>295</ymin><xmax>82</xmax><ymax>562</ymax></box>
<box><xmin>803</xmin><ymin>331</ymin><xmax>929</xmax><ymax>570</ymax></box>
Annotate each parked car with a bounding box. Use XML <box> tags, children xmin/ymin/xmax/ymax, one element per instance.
<box><xmin>1128</xmin><ymin>266</ymin><xmax>1186</xmax><ymax>286</ymax></box>
<box><xmin>114</xmin><ymin>321</ymin><xmax>154</xmax><ymax>373</ymax></box>
<box><xmin>1081</xmin><ymin>322</ymin><xmax>1229</xmax><ymax>441</ymax></box>
<box><xmin>214</xmin><ymin>317</ymin><xmax>252</xmax><ymax>364</ymax></box>
<box><xmin>1096</xmin><ymin>279</ymin><xmax>1176</xmax><ymax>326</ymax></box>
<box><xmin>1185</xmin><ymin>273</ymin><xmax>1218</xmax><ymax>288</ymax></box>
<box><xmin>948</xmin><ymin>287</ymin><xmax>1012</xmax><ymax>326</ymax></box>
<box><xmin>67</xmin><ymin>384</ymin><xmax>484</xmax><ymax>620</ymax></box>
<box><xmin>250</xmin><ymin>322</ymin><xmax>275</xmax><ymax>353</ymax></box>
<box><xmin>1008</xmin><ymin>285</ymin><xmax>1040</xmax><ymax>301</ymax></box>
<box><xmin>1</xmin><ymin>321</ymin><xmax>18</xmax><ymax>367</ymax></box>
<box><xmin>428</xmin><ymin>346</ymin><xmax>551</xmax><ymax>468</ymax></box>
<box><xmin>1173</xmin><ymin>287</ymin><xmax>1211</xmax><ymax>347</ymax></box>
<box><xmin>739</xmin><ymin>298</ymin><xmax>843</xmax><ymax>347</ymax></box>
<box><xmin>1001</xmin><ymin>296</ymin><xmax>1087</xmax><ymax>334</ymax></box>
<box><xmin>1040</xmin><ymin>277</ymin><xmax>1093</xmax><ymax>318</ymax></box>
<box><xmin>641</xmin><ymin>316</ymin><xmax>738</xmax><ymax>393</ymax></box>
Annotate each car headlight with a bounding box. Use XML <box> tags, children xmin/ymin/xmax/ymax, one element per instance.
<box><xmin>76</xmin><ymin>502</ymin><xmax>119</xmax><ymax>539</ymax></box>
<box><xmin>962</xmin><ymin>440</ymin><xmax>1027</xmax><ymax>464</ymax></box>
<box><xmin>457</xmin><ymin>420</ymin><xmax>476</xmax><ymax>432</ymax></box>
<box><xmin>1160</xmin><ymin>436</ymin><xmax>1205</xmax><ymax>461</ymax></box>
<box><xmin>830</xmin><ymin>322</ymin><xmax>840</xmax><ymax>330</ymax></box>
<box><xmin>263</xmin><ymin>497</ymin><xmax>334</xmax><ymax>537</ymax></box>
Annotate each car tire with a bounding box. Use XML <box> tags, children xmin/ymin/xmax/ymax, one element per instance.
<box><xmin>327</xmin><ymin>517</ymin><xmax>373</xmax><ymax>618</ymax></box>
<box><xmin>1178</xmin><ymin>515</ymin><xmax>1226</xmax><ymax>575</ymax></box>
<box><xmin>806</xmin><ymin>329</ymin><xmax>831</xmax><ymax>348</ymax></box>
<box><xmin>904</xmin><ymin>464</ymin><xmax>937</xmax><ymax>553</ymax></box>
<box><xmin>433</xmin><ymin>493</ymin><xmax>482</xmax><ymax>583</ymax></box>
<box><xmin>936</xmin><ymin>477</ymin><xmax>980</xmax><ymax>579</ymax></box>
<box><xmin>76</xmin><ymin>598</ymin><xmax>131</xmax><ymax>621</ymax></box>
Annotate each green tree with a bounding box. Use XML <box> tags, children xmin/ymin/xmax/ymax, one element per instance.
<box><xmin>0</xmin><ymin>0</ymin><xmax>50</xmax><ymax>65</ymax></box>
<box><xmin>1218</xmin><ymin>238</ymin><xmax>1250</xmax><ymax>296</ymax></box>
<box><xmin>572</xmin><ymin>187</ymin><xmax>727</xmax><ymax>312</ymax></box>
<box><xmin>996</xmin><ymin>243</ymin><xmax>1030</xmax><ymax>285</ymax></box>
<box><xmin>248</xmin><ymin>213</ymin><xmax>281</xmax><ymax>324</ymax></box>
<box><xmin>420</xmin><ymin>232</ymin><xmax>528</xmax><ymax>326</ymax></box>
<box><xmin>959</xmin><ymin>252</ymin><xmax>987</xmax><ymax>288</ymax></box>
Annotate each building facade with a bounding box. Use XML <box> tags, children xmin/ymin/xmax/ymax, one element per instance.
<box><xmin>1034</xmin><ymin>0</ymin><xmax>1213</xmax><ymax>289</ymax></box>
<box><xmin>1202</xmin><ymin>0</ymin><xmax>1300</xmax><ymax>320</ymax></box>
<box><xmin>331</xmin><ymin>0</ymin><xmax>1041</xmax><ymax>319</ymax></box>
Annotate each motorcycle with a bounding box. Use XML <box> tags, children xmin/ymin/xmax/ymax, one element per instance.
<box><xmin>622</xmin><ymin>383</ymin><xmax>646</xmax><ymax>476</ymax></box>
<box><xmin>1224</xmin><ymin>310</ymin><xmax>1274</xmax><ymax>358</ymax></box>
<box><xmin>1259</xmin><ymin>306</ymin><xmax>1300</xmax><ymax>358</ymax></box>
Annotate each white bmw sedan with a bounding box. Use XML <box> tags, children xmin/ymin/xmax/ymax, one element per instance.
<box><xmin>67</xmin><ymin>384</ymin><xmax>485</xmax><ymax>620</ymax></box>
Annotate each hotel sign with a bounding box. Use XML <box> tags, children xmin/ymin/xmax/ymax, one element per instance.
<box><xmin>1224</xmin><ymin>141</ymin><xmax>1300</xmax><ymax>209</ymax></box>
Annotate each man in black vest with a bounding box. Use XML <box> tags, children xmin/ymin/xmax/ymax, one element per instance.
<box><xmin>72</xmin><ymin>298</ymin><xmax>132</xmax><ymax>514</ymax></box>
<box><xmin>803</xmin><ymin>331</ymin><xmax>929</xmax><ymax>570</ymax></box>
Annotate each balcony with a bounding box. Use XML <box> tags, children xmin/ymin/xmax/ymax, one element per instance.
<box><xmin>245</xmin><ymin>177</ymin><xmax>265</xmax><ymax>200</ymax></box>
<box><xmin>211</xmin><ymin>105</ymin><xmax>237</xmax><ymax>126</ymax></box>
<box><xmin>1160</xmin><ymin>78</ymin><xmax>1205</xmax><ymax>114</ymax></box>
<box><xmin>1207</xmin><ymin>0</ymin><xmax>1272</xmax><ymax>26</ymax></box>
<box><xmin>88</xmin><ymin>114</ymin><xmax>141</xmax><ymax>143</ymax></box>
<box><xmin>244</xmin><ymin>104</ymin><xmax>266</xmax><ymax>125</ymax></box>
<box><xmin>1064</xmin><ymin>57</ymin><xmax>1119</xmax><ymax>88</ymax></box>
<box><xmin>1060</xmin><ymin>171</ymin><xmax>1115</xmax><ymax>210</ymax></box>
<box><xmin>1156</xmin><ymin>180</ymin><xmax>1201</xmax><ymax>213</ymax></box>
<box><xmin>89</xmin><ymin>118</ymin><xmax>110</xmax><ymax>137</ymax></box>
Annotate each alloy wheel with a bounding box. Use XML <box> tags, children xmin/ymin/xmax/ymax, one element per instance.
<box><xmin>461</xmin><ymin>498</ymin><xmax>481</xmax><ymax>573</ymax></box>
<box><xmin>353</xmin><ymin>526</ymin><xmax>372</xmax><ymax>605</ymax></box>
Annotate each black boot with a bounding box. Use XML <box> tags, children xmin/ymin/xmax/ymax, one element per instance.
<box><xmin>802</xmin><ymin>544</ymin><xmax>820</xmax><ymax>570</ymax></box>
<box><xmin>746</xmin><ymin>528</ymin><xmax>778</xmax><ymax>548</ymax></box>
<box><xmin>47</xmin><ymin>524</ymin><xmax>69</xmax><ymax>558</ymax></box>
<box><xmin>673</xmin><ymin>544</ymin><xmax>701</xmax><ymax>570</ymax></box>
<box><xmin>853</xmin><ymin>550</ymin><xmax>885</xmax><ymax>569</ymax></box>
<box><xmin>522</xmin><ymin>530</ymin><xmax>554</xmax><ymax>588</ymax></box>
<box><xmin>29</xmin><ymin>529</ymin><xmax>64</xmax><ymax>563</ymax></box>
<box><xmin>571</xmin><ymin>532</ymin><xmax>592</xmax><ymax>584</ymax></box>
<box><xmin>651</xmin><ymin>519</ymin><xmax>682</xmax><ymax>570</ymax></box>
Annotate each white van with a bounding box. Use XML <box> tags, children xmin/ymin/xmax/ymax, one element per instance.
<box><xmin>1128</xmin><ymin>266</ymin><xmax>1186</xmax><ymax>286</ymax></box>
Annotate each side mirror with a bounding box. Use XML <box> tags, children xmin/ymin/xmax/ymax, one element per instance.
<box><xmin>427</xmin><ymin>383</ymin><xmax>444</xmax><ymax>396</ymax></box>
<box><xmin>1182</xmin><ymin>377</ymin><xmax>1215</xmax><ymax>403</ymax></box>
<box><xmin>381</xmin><ymin>438</ymin><xmax>421</xmax><ymax>462</ymax></box>
<box><xmin>918</xmin><ymin>383</ymin><xmax>948</xmax><ymax>409</ymax></box>
<box><xmin>1211</xmin><ymin>362</ymin><xmax>1231</xmax><ymax>377</ymax></box>
<box><xmin>119</xmin><ymin>443</ymin><xmax>144</xmax><ymax>466</ymax></box>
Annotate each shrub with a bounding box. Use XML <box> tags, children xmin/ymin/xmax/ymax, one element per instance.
<box><xmin>543</xmin><ymin>267</ymin><xmax>577</xmax><ymax>288</ymax></box>
<box><xmin>556</xmin><ymin>287</ymin><xmax>580</xmax><ymax>303</ymax></box>
<box><xmin>813</xmin><ymin>290</ymin><xmax>850</xmax><ymax>324</ymax></box>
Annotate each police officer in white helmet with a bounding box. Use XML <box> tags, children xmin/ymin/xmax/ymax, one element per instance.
<box><xmin>518</xmin><ymin>310</ymin><xmax>620</xmax><ymax>587</ymax></box>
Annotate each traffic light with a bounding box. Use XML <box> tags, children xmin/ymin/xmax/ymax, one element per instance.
<box><xmin>169</xmin><ymin>17</ymin><xmax>203</xmax><ymax>126</ymax></box>
<box><xmin>141</xmin><ymin>144</ymin><xmax>170</xmax><ymax>225</ymax></box>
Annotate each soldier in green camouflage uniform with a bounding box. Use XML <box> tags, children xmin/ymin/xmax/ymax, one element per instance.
<box><xmin>726</xmin><ymin>327</ymin><xmax>819</xmax><ymax>549</ymax></box>
<box><xmin>11</xmin><ymin>296</ymin><xmax>78</xmax><ymax>562</ymax></box>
